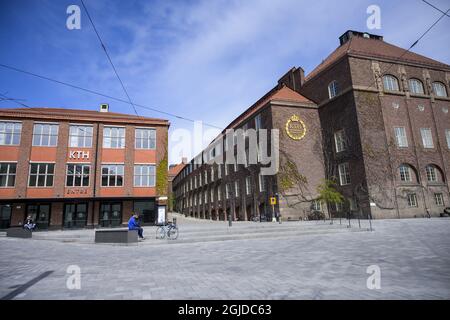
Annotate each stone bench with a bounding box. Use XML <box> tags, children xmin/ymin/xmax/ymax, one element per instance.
<box><xmin>95</xmin><ymin>228</ymin><xmax>138</xmax><ymax>244</ymax></box>
<box><xmin>7</xmin><ymin>227</ymin><xmax>32</xmax><ymax>238</ymax></box>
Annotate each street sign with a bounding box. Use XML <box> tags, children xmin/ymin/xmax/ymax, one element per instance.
<box><xmin>270</xmin><ymin>197</ymin><xmax>277</xmax><ymax>205</ymax></box>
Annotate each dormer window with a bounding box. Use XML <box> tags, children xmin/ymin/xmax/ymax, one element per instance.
<box><xmin>328</xmin><ymin>81</ymin><xmax>339</xmax><ymax>99</ymax></box>
<box><xmin>383</xmin><ymin>75</ymin><xmax>400</xmax><ymax>92</ymax></box>
<box><xmin>432</xmin><ymin>82</ymin><xmax>447</xmax><ymax>97</ymax></box>
<box><xmin>409</xmin><ymin>79</ymin><xmax>424</xmax><ymax>95</ymax></box>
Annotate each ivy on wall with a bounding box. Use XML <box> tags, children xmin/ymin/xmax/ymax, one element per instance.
<box><xmin>156</xmin><ymin>151</ymin><xmax>168</xmax><ymax>196</ymax></box>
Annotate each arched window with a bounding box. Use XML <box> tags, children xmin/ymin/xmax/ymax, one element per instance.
<box><xmin>398</xmin><ymin>164</ymin><xmax>417</xmax><ymax>182</ymax></box>
<box><xmin>383</xmin><ymin>75</ymin><xmax>400</xmax><ymax>92</ymax></box>
<box><xmin>425</xmin><ymin>164</ymin><xmax>444</xmax><ymax>183</ymax></box>
<box><xmin>432</xmin><ymin>82</ymin><xmax>447</xmax><ymax>97</ymax></box>
<box><xmin>328</xmin><ymin>81</ymin><xmax>339</xmax><ymax>99</ymax></box>
<box><xmin>409</xmin><ymin>78</ymin><xmax>424</xmax><ymax>95</ymax></box>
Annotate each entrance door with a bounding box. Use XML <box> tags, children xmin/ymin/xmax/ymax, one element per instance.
<box><xmin>133</xmin><ymin>200</ymin><xmax>156</xmax><ymax>225</ymax></box>
<box><xmin>27</xmin><ymin>204</ymin><xmax>51</xmax><ymax>229</ymax></box>
<box><xmin>64</xmin><ymin>203</ymin><xmax>88</xmax><ymax>228</ymax></box>
<box><xmin>0</xmin><ymin>205</ymin><xmax>12</xmax><ymax>229</ymax></box>
<box><xmin>99</xmin><ymin>202</ymin><xmax>122</xmax><ymax>227</ymax></box>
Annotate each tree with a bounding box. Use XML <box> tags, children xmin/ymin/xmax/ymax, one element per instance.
<box><xmin>316</xmin><ymin>179</ymin><xmax>345</xmax><ymax>222</ymax></box>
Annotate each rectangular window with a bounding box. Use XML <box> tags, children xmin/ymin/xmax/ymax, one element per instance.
<box><xmin>29</xmin><ymin>163</ymin><xmax>55</xmax><ymax>187</ymax></box>
<box><xmin>434</xmin><ymin>193</ymin><xmax>444</xmax><ymax>206</ymax></box>
<box><xmin>210</xmin><ymin>189</ymin><xmax>214</xmax><ymax>203</ymax></box>
<box><xmin>235</xmin><ymin>181</ymin><xmax>240</xmax><ymax>197</ymax></box>
<box><xmin>338</xmin><ymin>163</ymin><xmax>351</xmax><ymax>186</ymax></box>
<box><xmin>259</xmin><ymin>173</ymin><xmax>266</xmax><ymax>192</ymax></box>
<box><xmin>226</xmin><ymin>184</ymin><xmax>232</xmax><ymax>199</ymax></box>
<box><xmin>407</xmin><ymin>194</ymin><xmax>418</xmax><ymax>207</ymax></box>
<box><xmin>103</xmin><ymin>127</ymin><xmax>125</xmax><ymax>148</ymax></box>
<box><xmin>446</xmin><ymin>129</ymin><xmax>450</xmax><ymax>149</ymax></box>
<box><xmin>335</xmin><ymin>202</ymin><xmax>343</xmax><ymax>212</ymax></box>
<box><xmin>255</xmin><ymin>114</ymin><xmax>262</xmax><ymax>131</ymax></box>
<box><xmin>234</xmin><ymin>161</ymin><xmax>238</xmax><ymax>172</ymax></box>
<box><xmin>420</xmin><ymin>128</ymin><xmax>434</xmax><ymax>148</ymax></box>
<box><xmin>217</xmin><ymin>186</ymin><xmax>221</xmax><ymax>201</ymax></box>
<box><xmin>69</xmin><ymin>125</ymin><xmax>93</xmax><ymax>148</ymax></box>
<box><xmin>204</xmin><ymin>192</ymin><xmax>207</xmax><ymax>204</ymax></box>
<box><xmin>0</xmin><ymin>122</ymin><xmax>22</xmax><ymax>145</ymax></box>
<box><xmin>211</xmin><ymin>167</ymin><xmax>214</xmax><ymax>181</ymax></box>
<box><xmin>204</xmin><ymin>171</ymin><xmax>208</xmax><ymax>184</ymax></box>
<box><xmin>225</xmin><ymin>164</ymin><xmax>228</xmax><ymax>176</ymax></box>
<box><xmin>245</xmin><ymin>176</ymin><xmax>251</xmax><ymax>195</ymax></box>
<box><xmin>394</xmin><ymin>127</ymin><xmax>408</xmax><ymax>148</ymax></box>
<box><xmin>101</xmin><ymin>164</ymin><xmax>124</xmax><ymax>187</ymax></box>
<box><xmin>32</xmin><ymin>123</ymin><xmax>59</xmax><ymax>147</ymax></box>
<box><xmin>218</xmin><ymin>165</ymin><xmax>222</xmax><ymax>179</ymax></box>
<box><xmin>334</xmin><ymin>130</ymin><xmax>346</xmax><ymax>153</ymax></box>
<box><xmin>66</xmin><ymin>164</ymin><xmax>90</xmax><ymax>187</ymax></box>
<box><xmin>399</xmin><ymin>165</ymin><xmax>411</xmax><ymax>182</ymax></box>
<box><xmin>426</xmin><ymin>166</ymin><xmax>437</xmax><ymax>182</ymax></box>
<box><xmin>0</xmin><ymin>163</ymin><xmax>16</xmax><ymax>187</ymax></box>
<box><xmin>134</xmin><ymin>165</ymin><xmax>155</xmax><ymax>187</ymax></box>
<box><xmin>135</xmin><ymin>128</ymin><xmax>156</xmax><ymax>149</ymax></box>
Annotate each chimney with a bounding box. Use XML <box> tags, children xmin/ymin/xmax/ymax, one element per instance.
<box><xmin>181</xmin><ymin>157</ymin><xmax>187</xmax><ymax>164</ymax></box>
<box><xmin>100</xmin><ymin>103</ymin><xmax>109</xmax><ymax>113</ymax></box>
<box><xmin>277</xmin><ymin>67</ymin><xmax>305</xmax><ymax>92</ymax></box>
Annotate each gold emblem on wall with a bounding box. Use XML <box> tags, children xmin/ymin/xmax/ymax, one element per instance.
<box><xmin>285</xmin><ymin>114</ymin><xmax>306</xmax><ymax>140</ymax></box>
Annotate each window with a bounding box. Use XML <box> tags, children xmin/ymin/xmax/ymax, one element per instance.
<box><xmin>432</xmin><ymin>82</ymin><xmax>447</xmax><ymax>97</ymax></box>
<box><xmin>0</xmin><ymin>163</ymin><xmax>16</xmax><ymax>187</ymax></box>
<box><xmin>204</xmin><ymin>192</ymin><xmax>207</xmax><ymax>204</ymax></box>
<box><xmin>334</xmin><ymin>130</ymin><xmax>346</xmax><ymax>152</ymax></box>
<box><xmin>407</xmin><ymin>194</ymin><xmax>418</xmax><ymax>207</ymax></box>
<box><xmin>409</xmin><ymin>79</ymin><xmax>424</xmax><ymax>94</ymax></box>
<box><xmin>383</xmin><ymin>75</ymin><xmax>400</xmax><ymax>92</ymax></box>
<box><xmin>103</xmin><ymin>127</ymin><xmax>125</xmax><ymax>148</ymax></box>
<box><xmin>211</xmin><ymin>167</ymin><xmax>214</xmax><ymax>181</ymax></box>
<box><xmin>135</xmin><ymin>128</ymin><xmax>156</xmax><ymax>149</ymax></box>
<box><xmin>311</xmin><ymin>200</ymin><xmax>322</xmax><ymax>211</ymax></box>
<box><xmin>217</xmin><ymin>186</ymin><xmax>221</xmax><ymax>201</ymax></box>
<box><xmin>134</xmin><ymin>165</ymin><xmax>156</xmax><ymax>187</ymax></box>
<box><xmin>246</xmin><ymin>176</ymin><xmax>251</xmax><ymax>195</ymax></box>
<box><xmin>235</xmin><ymin>181</ymin><xmax>240</xmax><ymax>197</ymax></box>
<box><xmin>66</xmin><ymin>164</ymin><xmax>90</xmax><ymax>187</ymax></box>
<box><xmin>328</xmin><ymin>81</ymin><xmax>339</xmax><ymax>98</ymax></box>
<box><xmin>259</xmin><ymin>173</ymin><xmax>266</xmax><ymax>192</ymax></box>
<box><xmin>394</xmin><ymin>127</ymin><xmax>408</xmax><ymax>147</ymax></box>
<box><xmin>0</xmin><ymin>122</ymin><xmax>21</xmax><ymax>145</ymax></box>
<box><xmin>194</xmin><ymin>176</ymin><xmax>197</xmax><ymax>189</ymax></box>
<box><xmin>204</xmin><ymin>171</ymin><xmax>208</xmax><ymax>184</ymax></box>
<box><xmin>29</xmin><ymin>163</ymin><xmax>54</xmax><ymax>187</ymax></box>
<box><xmin>255</xmin><ymin>114</ymin><xmax>262</xmax><ymax>131</ymax></box>
<box><xmin>446</xmin><ymin>130</ymin><xmax>450</xmax><ymax>149</ymax></box>
<box><xmin>226</xmin><ymin>184</ymin><xmax>231</xmax><ymax>199</ymax></box>
<box><xmin>425</xmin><ymin>165</ymin><xmax>437</xmax><ymax>182</ymax></box>
<box><xmin>399</xmin><ymin>164</ymin><xmax>412</xmax><ymax>182</ymax></box>
<box><xmin>420</xmin><ymin>128</ymin><xmax>434</xmax><ymax>148</ymax></box>
<box><xmin>434</xmin><ymin>193</ymin><xmax>444</xmax><ymax>206</ymax></box>
<box><xmin>210</xmin><ymin>189</ymin><xmax>214</xmax><ymax>203</ymax></box>
<box><xmin>234</xmin><ymin>161</ymin><xmax>238</xmax><ymax>172</ymax></box>
<box><xmin>69</xmin><ymin>125</ymin><xmax>93</xmax><ymax>148</ymax></box>
<box><xmin>218</xmin><ymin>165</ymin><xmax>222</xmax><ymax>179</ymax></box>
<box><xmin>32</xmin><ymin>123</ymin><xmax>59</xmax><ymax>146</ymax></box>
<box><xmin>101</xmin><ymin>164</ymin><xmax>124</xmax><ymax>187</ymax></box>
<box><xmin>225</xmin><ymin>164</ymin><xmax>228</xmax><ymax>176</ymax></box>
<box><xmin>338</xmin><ymin>163</ymin><xmax>351</xmax><ymax>186</ymax></box>
<box><xmin>335</xmin><ymin>202</ymin><xmax>343</xmax><ymax>212</ymax></box>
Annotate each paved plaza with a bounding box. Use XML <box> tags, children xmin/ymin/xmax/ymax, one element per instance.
<box><xmin>0</xmin><ymin>218</ymin><xmax>449</xmax><ymax>300</ymax></box>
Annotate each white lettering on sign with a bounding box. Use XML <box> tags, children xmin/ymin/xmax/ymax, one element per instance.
<box><xmin>69</xmin><ymin>151</ymin><xmax>90</xmax><ymax>159</ymax></box>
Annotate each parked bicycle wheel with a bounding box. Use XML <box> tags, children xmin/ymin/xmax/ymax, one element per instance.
<box><xmin>156</xmin><ymin>226</ymin><xmax>166</xmax><ymax>239</ymax></box>
<box><xmin>167</xmin><ymin>226</ymin><xmax>179</xmax><ymax>240</ymax></box>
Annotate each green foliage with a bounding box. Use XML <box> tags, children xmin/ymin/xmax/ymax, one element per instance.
<box><xmin>156</xmin><ymin>153</ymin><xmax>168</xmax><ymax>196</ymax></box>
<box><xmin>316</xmin><ymin>179</ymin><xmax>344</xmax><ymax>206</ymax></box>
<box><xmin>278</xmin><ymin>159</ymin><xmax>308</xmax><ymax>192</ymax></box>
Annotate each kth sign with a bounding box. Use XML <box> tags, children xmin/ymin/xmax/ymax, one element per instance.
<box><xmin>69</xmin><ymin>151</ymin><xmax>90</xmax><ymax>160</ymax></box>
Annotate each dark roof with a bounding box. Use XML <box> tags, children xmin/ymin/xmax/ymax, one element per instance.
<box><xmin>0</xmin><ymin>107</ymin><xmax>169</xmax><ymax>126</ymax></box>
<box><xmin>305</xmin><ymin>36</ymin><xmax>450</xmax><ymax>81</ymax></box>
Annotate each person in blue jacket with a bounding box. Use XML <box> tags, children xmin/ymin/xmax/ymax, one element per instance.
<box><xmin>128</xmin><ymin>212</ymin><xmax>145</xmax><ymax>240</ymax></box>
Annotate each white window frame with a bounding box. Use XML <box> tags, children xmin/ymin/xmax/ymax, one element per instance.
<box><xmin>134</xmin><ymin>165</ymin><xmax>156</xmax><ymax>187</ymax></box>
<box><xmin>383</xmin><ymin>75</ymin><xmax>400</xmax><ymax>92</ymax></box>
<box><xmin>101</xmin><ymin>164</ymin><xmax>124</xmax><ymax>187</ymax></box>
<box><xmin>259</xmin><ymin>173</ymin><xmax>266</xmax><ymax>192</ymax></box>
<box><xmin>103</xmin><ymin>126</ymin><xmax>126</xmax><ymax>149</ymax></box>
<box><xmin>409</xmin><ymin>79</ymin><xmax>424</xmax><ymax>95</ymax></box>
<box><xmin>328</xmin><ymin>80</ymin><xmax>339</xmax><ymax>99</ymax></box>
<box><xmin>425</xmin><ymin>165</ymin><xmax>437</xmax><ymax>182</ymax></box>
<box><xmin>407</xmin><ymin>193</ymin><xmax>418</xmax><ymax>207</ymax></box>
<box><xmin>445</xmin><ymin>129</ymin><xmax>450</xmax><ymax>149</ymax></box>
<box><xmin>66</xmin><ymin>164</ymin><xmax>90</xmax><ymax>187</ymax></box>
<box><xmin>420</xmin><ymin>128</ymin><xmax>434</xmax><ymax>149</ymax></box>
<box><xmin>235</xmin><ymin>181</ymin><xmax>240</xmax><ymax>197</ymax></box>
<box><xmin>434</xmin><ymin>193</ymin><xmax>444</xmax><ymax>206</ymax></box>
<box><xmin>312</xmin><ymin>200</ymin><xmax>322</xmax><ymax>211</ymax></box>
<box><xmin>69</xmin><ymin>125</ymin><xmax>93</xmax><ymax>148</ymax></box>
<box><xmin>0</xmin><ymin>121</ymin><xmax>22</xmax><ymax>146</ymax></box>
<box><xmin>334</xmin><ymin>130</ymin><xmax>346</xmax><ymax>153</ymax></box>
<box><xmin>255</xmin><ymin>114</ymin><xmax>262</xmax><ymax>131</ymax></box>
<box><xmin>28</xmin><ymin>163</ymin><xmax>55</xmax><ymax>187</ymax></box>
<box><xmin>135</xmin><ymin>128</ymin><xmax>156</xmax><ymax>150</ymax></box>
<box><xmin>394</xmin><ymin>127</ymin><xmax>408</xmax><ymax>148</ymax></box>
<box><xmin>32</xmin><ymin>123</ymin><xmax>59</xmax><ymax>147</ymax></box>
<box><xmin>245</xmin><ymin>176</ymin><xmax>251</xmax><ymax>195</ymax></box>
<box><xmin>432</xmin><ymin>82</ymin><xmax>447</xmax><ymax>97</ymax></box>
<box><xmin>399</xmin><ymin>165</ymin><xmax>412</xmax><ymax>182</ymax></box>
<box><xmin>0</xmin><ymin>162</ymin><xmax>17</xmax><ymax>187</ymax></box>
<box><xmin>338</xmin><ymin>163</ymin><xmax>351</xmax><ymax>186</ymax></box>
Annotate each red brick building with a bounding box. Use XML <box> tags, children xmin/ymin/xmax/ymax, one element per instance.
<box><xmin>173</xmin><ymin>30</ymin><xmax>450</xmax><ymax>221</ymax></box>
<box><xmin>0</xmin><ymin>105</ymin><xmax>169</xmax><ymax>229</ymax></box>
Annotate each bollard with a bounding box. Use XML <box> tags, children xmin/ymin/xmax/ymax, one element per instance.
<box><xmin>228</xmin><ymin>213</ymin><xmax>232</xmax><ymax>227</ymax></box>
<box><xmin>173</xmin><ymin>217</ymin><xmax>177</xmax><ymax>226</ymax></box>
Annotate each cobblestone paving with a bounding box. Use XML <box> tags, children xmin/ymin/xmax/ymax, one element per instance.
<box><xmin>0</xmin><ymin>218</ymin><xmax>449</xmax><ymax>299</ymax></box>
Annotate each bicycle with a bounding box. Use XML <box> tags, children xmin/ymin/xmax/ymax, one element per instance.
<box><xmin>156</xmin><ymin>222</ymin><xmax>179</xmax><ymax>240</ymax></box>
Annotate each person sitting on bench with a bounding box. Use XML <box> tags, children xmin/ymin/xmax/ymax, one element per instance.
<box><xmin>23</xmin><ymin>215</ymin><xmax>36</xmax><ymax>231</ymax></box>
<box><xmin>128</xmin><ymin>212</ymin><xmax>145</xmax><ymax>240</ymax></box>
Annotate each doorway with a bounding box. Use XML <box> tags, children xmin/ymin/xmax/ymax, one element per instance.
<box><xmin>99</xmin><ymin>202</ymin><xmax>122</xmax><ymax>227</ymax></box>
<box><xmin>26</xmin><ymin>204</ymin><xmax>51</xmax><ymax>229</ymax></box>
<box><xmin>63</xmin><ymin>203</ymin><xmax>88</xmax><ymax>228</ymax></box>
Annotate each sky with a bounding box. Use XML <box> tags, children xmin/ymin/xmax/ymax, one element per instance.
<box><xmin>0</xmin><ymin>0</ymin><xmax>449</xmax><ymax>164</ymax></box>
